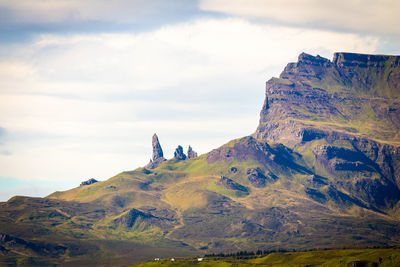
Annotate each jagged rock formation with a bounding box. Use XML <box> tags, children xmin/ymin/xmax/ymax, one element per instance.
<box><xmin>187</xmin><ymin>145</ymin><xmax>198</xmax><ymax>159</ymax></box>
<box><xmin>80</xmin><ymin>178</ymin><xmax>98</xmax><ymax>186</ymax></box>
<box><xmin>174</xmin><ymin>145</ymin><xmax>187</xmax><ymax>160</ymax></box>
<box><xmin>145</xmin><ymin>133</ymin><xmax>166</xmax><ymax>169</ymax></box>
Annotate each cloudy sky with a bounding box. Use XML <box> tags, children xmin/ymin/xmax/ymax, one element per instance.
<box><xmin>0</xmin><ymin>0</ymin><xmax>399</xmax><ymax>201</ymax></box>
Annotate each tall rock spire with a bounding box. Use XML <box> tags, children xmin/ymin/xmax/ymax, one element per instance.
<box><xmin>152</xmin><ymin>133</ymin><xmax>164</xmax><ymax>161</ymax></box>
<box><xmin>145</xmin><ymin>133</ymin><xmax>166</xmax><ymax>169</ymax></box>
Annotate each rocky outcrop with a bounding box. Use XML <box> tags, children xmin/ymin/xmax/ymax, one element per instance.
<box><xmin>217</xmin><ymin>176</ymin><xmax>248</xmax><ymax>192</ymax></box>
<box><xmin>247</xmin><ymin>168</ymin><xmax>267</xmax><ymax>187</ymax></box>
<box><xmin>80</xmin><ymin>178</ymin><xmax>98</xmax><ymax>186</ymax></box>
<box><xmin>145</xmin><ymin>133</ymin><xmax>166</xmax><ymax>169</ymax></box>
<box><xmin>174</xmin><ymin>145</ymin><xmax>187</xmax><ymax>160</ymax></box>
<box><xmin>246</xmin><ymin>168</ymin><xmax>278</xmax><ymax>187</ymax></box>
<box><xmin>187</xmin><ymin>145</ymin><xmax>198</xmax><ymax>159</ymax></box>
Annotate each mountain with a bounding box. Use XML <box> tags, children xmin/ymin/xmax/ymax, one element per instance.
<box><xmin>1</xmin><ymin>52</ymin><xmax>400</xmax><ymax>266</ymax></box>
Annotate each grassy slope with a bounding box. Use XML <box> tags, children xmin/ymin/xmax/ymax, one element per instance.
<box><xmin>133</xmin><ymin>248</ymin><xmax>400</xmax><ymax>267</ymax></box>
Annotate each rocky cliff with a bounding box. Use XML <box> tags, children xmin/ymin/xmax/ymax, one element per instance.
<box><xmin>255</xmin><ymin>52</ymin><xmax>400</xmax><ymax>210</ymax></box>
<box><xmin>256</xmin><ymin>52</ymin><xmax>400</xmax><ymax>144</ymax></box>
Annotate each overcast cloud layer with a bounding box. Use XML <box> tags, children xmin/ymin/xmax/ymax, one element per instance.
<box><xmin>0</xmin><ymin>1</ymin><xmax>398</xmax><ymax>201</ymax></box>
<box><xmin>200</xmin><ymin>0</ymin><xmax>400</xmax><ymax>36</ymax></box>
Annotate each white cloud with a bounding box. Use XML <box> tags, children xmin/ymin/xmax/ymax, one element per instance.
<box><xmin>0</xmin><ymin>18</ymin><xmax>380</xmax><ymax>196</ymax></box>
<box><xmin>199</xmin><ymin>0</ymin><xmax>400</xmax><ymax>37</ymax></box>
<box><xmin>0</xmin><ymin>18</ymin><xmax>379</xmax><ymax>97</ymax></box>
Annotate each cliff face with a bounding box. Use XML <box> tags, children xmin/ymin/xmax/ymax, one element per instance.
<box><xmin>255</xmin><ymin>52</ymin><xmax>400</xmax><ymax>208</ymax></box>
<box><xmin>256</xmin><ymin>52</ymin><xmax>400</xmax><ymax>144</ymax></box>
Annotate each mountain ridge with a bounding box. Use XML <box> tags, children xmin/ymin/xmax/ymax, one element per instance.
<box><xmin>1</xmin><ymin>52</ymin><xmax>400</xmax><ymax>266</ymax></box>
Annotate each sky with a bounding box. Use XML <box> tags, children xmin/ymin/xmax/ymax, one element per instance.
<box><xmin>0</xmin><ymin>0</ymin><xmax>399</xmax><ymax>201</ymax></box>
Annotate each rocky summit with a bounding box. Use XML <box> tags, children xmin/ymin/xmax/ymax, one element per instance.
<box><xmin>1</xmin><ymin>52</ymin><xmax>400</xmax><ymax>266</ymax></box>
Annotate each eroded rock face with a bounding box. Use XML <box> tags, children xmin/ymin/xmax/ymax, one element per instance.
<box><xmin>174</xmin><ymin>145</ymin><xmax>187</xmax><ymax>160</ymax></box>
